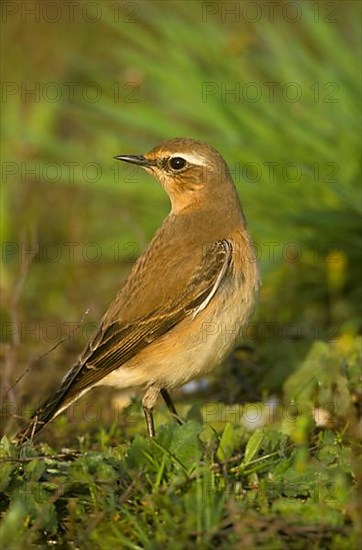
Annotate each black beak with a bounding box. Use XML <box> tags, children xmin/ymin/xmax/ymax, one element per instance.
<box><xmin>114</xmin><ymin>154</ymin><xmax>154</xmax><ymax>167</ymax></box>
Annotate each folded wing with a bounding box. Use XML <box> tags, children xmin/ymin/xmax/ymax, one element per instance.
<box><xmin>15</xmin><ymin>240</ymin><xmax>232</xmax><ymax>442</ymax></box>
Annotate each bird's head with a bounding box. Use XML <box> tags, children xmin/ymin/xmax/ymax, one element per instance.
<box><xmin>115</xmin><ymin>138</ymin><xmax>239</xmax><ymax>214</ymax></box>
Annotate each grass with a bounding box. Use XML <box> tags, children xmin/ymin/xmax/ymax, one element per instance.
<box><xmin>1</xmin><ymin>0</ymin><xmax>361</xmax><ymax>547</ymax></box>
<box><xmin>1</xmin><ymin>379</ymin><xmax>360</xmax><ymax>548</ymax></box>
<box><xmin>1</xmin><ymin>337</ymin><xmax>360</xmax><ymax>548</ymax></box>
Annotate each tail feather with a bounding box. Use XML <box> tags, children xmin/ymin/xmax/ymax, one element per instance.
<box><xmin>13</xmin><ymin>374</ymin><xmax>83</xmax><ymax>445</ymax></box>
<box><xmin>14</xmin><ymin>396</ymin><xmax>65</xmax><ymax>444</ymax></box>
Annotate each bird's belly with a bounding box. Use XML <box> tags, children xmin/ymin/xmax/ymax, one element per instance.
<box><xmin>100</xmin><ymin>273</ymin><xmax>257</xmax><ymax>391</ymax></box>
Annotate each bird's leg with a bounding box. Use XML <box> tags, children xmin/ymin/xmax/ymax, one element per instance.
<box><xmin>143</xmin><ymin>406</ymin><xmax>155</xmax><ymax>438</ymax></box>
<box><xmin>161</xmin><ymin>388</ymin><xmax>183</xmax><ymax>425</ymax></box>
<box><xmin>142</xmin><ymin>386</ymin><xmax>160</xmax><ymax>438</ymax></box>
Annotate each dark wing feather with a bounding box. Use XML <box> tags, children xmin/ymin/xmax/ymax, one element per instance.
<box><xmin>14</xmin><ymin>240</ymin><xmax>232</xmax><ymax>442</ymax></box>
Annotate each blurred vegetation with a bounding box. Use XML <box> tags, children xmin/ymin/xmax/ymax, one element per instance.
<box><xmin>0</xmin><ymin>0</ymin><xmax>361</xmax><ymax>547</ymax></box>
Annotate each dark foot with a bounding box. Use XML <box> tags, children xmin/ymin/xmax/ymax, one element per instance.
<box><xmin>161</xmin><ymin>389</ymin><xmax>183</xmax><ymax>426</ymax></box>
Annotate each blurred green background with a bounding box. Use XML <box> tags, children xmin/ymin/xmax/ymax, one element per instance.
<box><xmin>1</xmin><ymin>0</ymin><xmax>361</xmax><ymax>435</ymax></box>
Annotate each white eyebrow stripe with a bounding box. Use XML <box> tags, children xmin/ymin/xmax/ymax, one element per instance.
<box><xmin>169</xmin><ymin>152</ymin><xmax>205</xmax><ymax>166</ymax></box>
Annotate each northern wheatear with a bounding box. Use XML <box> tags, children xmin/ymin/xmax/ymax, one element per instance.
<box><xmin>15</xmin><ymin>138</ymin><xmax>260</xmax><ymax>442</ymax></box>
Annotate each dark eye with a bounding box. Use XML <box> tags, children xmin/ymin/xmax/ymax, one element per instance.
<box><xmin>169</xmin><ymin>157</ymin><xmax>187</xmax><ymax>170</ymax></box>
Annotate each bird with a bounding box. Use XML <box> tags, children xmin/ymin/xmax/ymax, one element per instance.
<box><xmin>14</xmin><ymin>137</ymin><xmax>260</xmax><ymax>443</ymax></box>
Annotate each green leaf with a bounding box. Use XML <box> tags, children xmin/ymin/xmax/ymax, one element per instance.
<box><xmin>243</xmin><ymin>430</ymin><xmax>264</xmax><ymax>466</ymax></box>
<box><xmin>217</xmin><ymin>423</ymin><xmax>244</xmax><ymax>461</ymax></box>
